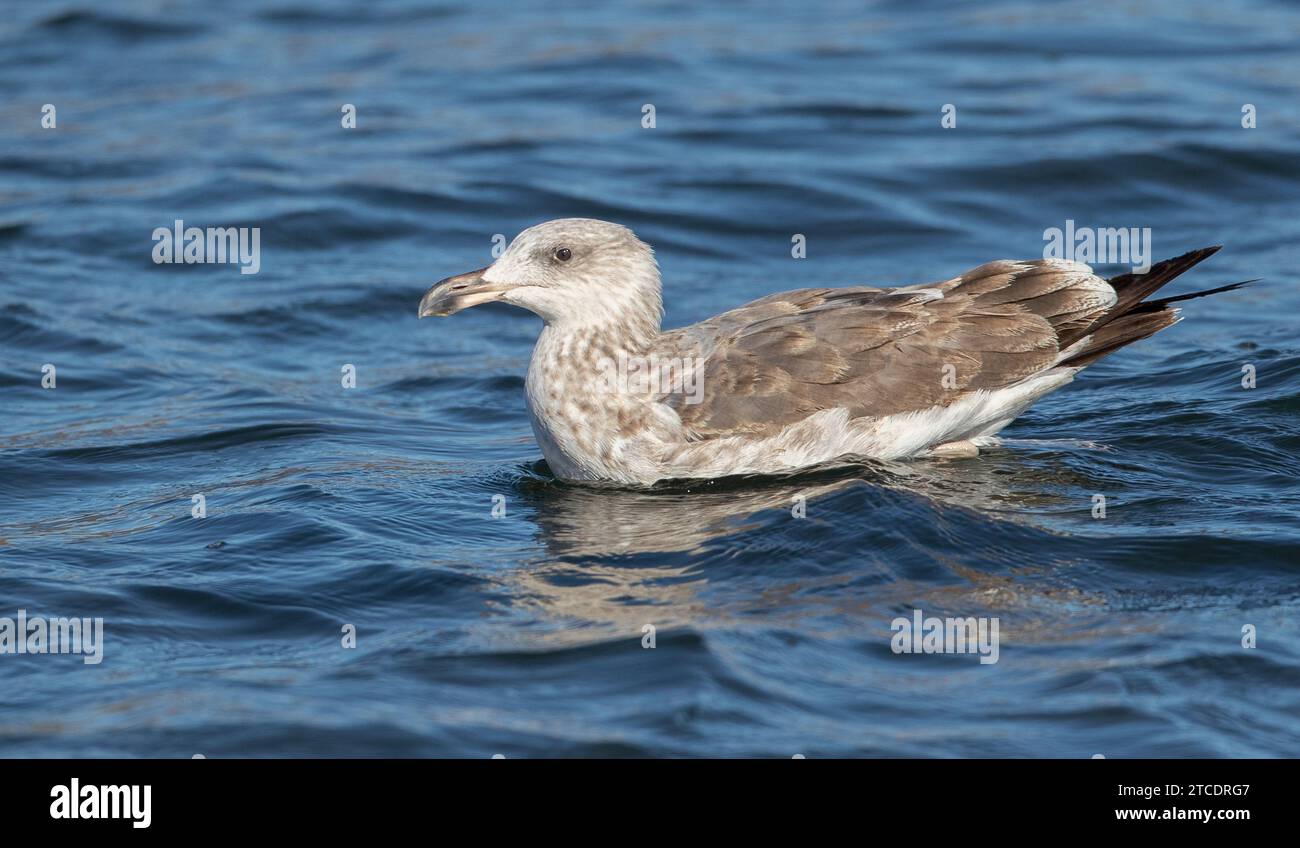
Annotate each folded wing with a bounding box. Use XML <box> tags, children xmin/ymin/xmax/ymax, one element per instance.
<box><xmin>657</xmin><ymin>248</ymin><xmax>1222</xmax><ymax>440</ymax></box>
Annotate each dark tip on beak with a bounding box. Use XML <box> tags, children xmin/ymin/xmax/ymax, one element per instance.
<box><xmin>418</xmin><ymin>266</ymin><xmax>496</xmax><ymax>318</ymax></box>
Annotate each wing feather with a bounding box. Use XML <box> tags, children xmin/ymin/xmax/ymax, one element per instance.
<box><xmin>656</xmin><ymin>259</ymin><xmax>1119</xmax><ymax>438</ymax></box>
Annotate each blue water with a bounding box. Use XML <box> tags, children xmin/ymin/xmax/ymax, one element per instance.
<box><xmin>2</xmin><ymin>0</ymin><xmax>1299</xmax><ymax>757</ymax></box>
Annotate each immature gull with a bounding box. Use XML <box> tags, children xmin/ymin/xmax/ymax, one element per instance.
<box><xmin>418</xmin><ymin>219</ymin><xmax>1240</xmax><ymax>486</ymax></box>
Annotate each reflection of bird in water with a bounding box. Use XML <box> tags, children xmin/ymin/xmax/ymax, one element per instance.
<box><xmin>516</xmin><ymin>448</ymin><xmax>1107</xmax><ymax>560</ymax></box>
<box><xmin>420</xmin><ymin>219</ymin><xmax>1241</xmax><ymax>486</ymax></box>
<box><xmin>494</xmin><ymin>451</ymin><xmax>1113</xmax><ymax>646</ymax></box>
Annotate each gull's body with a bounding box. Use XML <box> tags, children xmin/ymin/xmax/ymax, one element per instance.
<box><xmin>419</xmin><ymin>219</ymin><xmax>1238</xmax><ymax>486</ymax></box>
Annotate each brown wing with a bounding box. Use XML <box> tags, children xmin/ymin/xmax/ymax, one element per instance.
<box><xmin>659</xmin><ymin>247</ymin><xmax>1229</xmax><ymax>440</ymax></box>
<box><xmin>656</xmin><ymin>258</ymin><xmax>1118</xmax><ymax>439</ymax></box>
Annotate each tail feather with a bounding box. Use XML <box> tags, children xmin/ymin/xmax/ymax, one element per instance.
<box><xmin>1061</xmin><ymin>310</ymin><xmax>1181</xmax><ymax>367</ymax></box>
<box><xmin>1058</xmin><ymin>246</ymin><xmax>1247</xmax><ymax>368</ymax></box>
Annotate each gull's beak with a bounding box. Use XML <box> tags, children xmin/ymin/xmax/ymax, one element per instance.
<box><xmin>417</xmin><ymin>266</ymin><xmax>503</xmax><ymax>318</ymax></box>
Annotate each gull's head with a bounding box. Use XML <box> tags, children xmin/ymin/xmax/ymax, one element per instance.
<box><xmin>419</xmin><ymin>218</ymin><xmax>662</xmax><ymax>334</ymax></box>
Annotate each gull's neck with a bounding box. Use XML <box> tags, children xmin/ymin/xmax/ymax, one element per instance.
<box><xmin>540</xmin><ymin>269</ymin><xmax>664</xmax><ymax>351</ymax></box>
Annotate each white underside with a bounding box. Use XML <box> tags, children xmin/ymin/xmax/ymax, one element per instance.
<box><xmin>530</xmin><ymin>366</ymin><xmax>1082</xmax><ymax>486</ymax></box>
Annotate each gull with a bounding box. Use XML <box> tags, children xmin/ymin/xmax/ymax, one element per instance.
<box><xmin>418</xmin><ymin>219</ymin><xmax>1242</xmax><ymax>486</ymax></box>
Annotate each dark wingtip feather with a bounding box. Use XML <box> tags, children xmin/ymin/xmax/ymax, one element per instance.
<box><xmin>1135</xmin><ymin>278</ymin><xmax>1257</xmax><ymax>311</ymax></box>
<box><xmin>1059</xmin><ymin>245</ymin><xmax>1225</xmax><ymax>348</ymax></box>
<box><xmin>1103</xmin><ymin>244</ymin><xmax>1223</xmax><ymax>312</ymax></box>
<box><xmin>1107</xmin><ymin>244</ymin><xmax>1222</xmax><ymax>291</ymax></box>
<box><xmin>1061</xmin><ymin>246</ymin><xmax>1244</xmax><ymax>366</ymax></box>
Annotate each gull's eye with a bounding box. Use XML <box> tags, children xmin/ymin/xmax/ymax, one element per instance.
<box><xmin>554</xmin><ymin>247</ymin><xmax>572</xmax><ymax>262</ymax></box>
